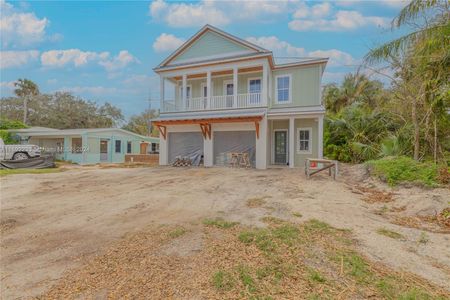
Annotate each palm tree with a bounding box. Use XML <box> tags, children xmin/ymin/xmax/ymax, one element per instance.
<box><xmin>13</xmin><ymin>79</ymin><xmax>39</xmax><ymax>125</ymax></box>
<box><xmin>365</xmin><ymin>0</ymin><xmax>449</xmax><ymax>65</ymax></box>
<box><xmin>365</xmin><ymin>0</ymin><xmax>449</xmax><ymax>161</ymax></box>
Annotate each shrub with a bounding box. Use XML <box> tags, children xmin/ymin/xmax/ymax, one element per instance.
<box><xmin>367</xmin><ymin>156</ymin><xmax>442</xmax><ymax>187</ymax></box>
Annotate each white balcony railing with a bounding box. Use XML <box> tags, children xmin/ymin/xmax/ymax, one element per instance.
<box><xmin>161</xmin><ymin>93</ymin><xmax>263</xmax><ymax>113</ymax></box>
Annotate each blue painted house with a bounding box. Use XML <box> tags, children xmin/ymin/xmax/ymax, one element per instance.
<box><xmin>12</xmin><ymin>127</ymin><xmax>159</xmax><ymax>164</ymax></box>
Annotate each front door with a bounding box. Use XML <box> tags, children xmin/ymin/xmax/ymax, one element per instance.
<box><xmin>274</xmin><ymin>130</ymin><xmax>287</xmax><ymax>164</ymax></box>
<box><xmin>100</xmin><ymin>140</ymin><xmax>108</xmax><ymax>161</ymax></box>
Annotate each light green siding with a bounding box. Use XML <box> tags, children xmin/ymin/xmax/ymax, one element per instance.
<box><xmin>271</xmin><ymin>65</ymin><xmax>321</xmax><ymax>108</ymax></box>
<box><xmin>171</xmin><ymin>31</ymin><xmax>253</xmax><ymax>64</ymax></box>
<box><xmin>294</xmin><ymin>119</ymin><xmax>318</xmax><ymax>167</ymax></box>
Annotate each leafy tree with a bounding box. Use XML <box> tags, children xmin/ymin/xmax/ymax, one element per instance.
<box><xmin>1</xmin><ymin>91</ymin><xmax>125</xmax><ymax>129</ymax></box>
<box><xmin>0</xmin><ymin>119</ymin><xmax>27</xmax><ymax>144</ymax></box>
<box><xmin>365</xmin><ymin>0</ymin><xmax>449</xmax><ymax>161</ymax></box>
<box><xmin>13</xmin><ymin>79</ymin><xmax>39</xmax><ymax>125</ymax></box>
<box><xmin>123</xmin><ymin>109</ymin><xmax>159</xmax><ymax>136</ymax></box>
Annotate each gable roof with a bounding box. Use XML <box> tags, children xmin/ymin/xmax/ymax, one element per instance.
<box><xmin>155</xmin><ymin>24</ymin><xmax>271</xmax><ymax>69</ymax></box>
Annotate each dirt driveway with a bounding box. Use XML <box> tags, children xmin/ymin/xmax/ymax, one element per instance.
<box><xmin>1</xmin><ymin>165</ymin><xmax>449</xmax><ymax>298</ymax></box>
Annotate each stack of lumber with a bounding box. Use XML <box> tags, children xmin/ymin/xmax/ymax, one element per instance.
<box><xmin>172</xmin><ymin>156</ymin><xmax>192</xmax><ymax>167</ymax></box>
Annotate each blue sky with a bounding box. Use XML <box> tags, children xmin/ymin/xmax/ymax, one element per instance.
<box><xmin>1</xmin><ymin>0</ymin><xmax>407</xmax><ymax>117</ymax></box>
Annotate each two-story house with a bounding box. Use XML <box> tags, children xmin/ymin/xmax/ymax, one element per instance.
<box><xmin>152</xmin><ymin>25</ymin><xmax>327</xmax><ymax>169</ymax></box>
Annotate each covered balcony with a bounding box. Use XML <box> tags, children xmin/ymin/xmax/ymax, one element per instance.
<box><xmin>159</xmin><ymin>62</ymin><xmax>270</xmax><ymax>113</ymax></box>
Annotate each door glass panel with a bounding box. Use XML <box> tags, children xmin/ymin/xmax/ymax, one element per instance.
<box><xmin>274</xmin><ymin>131</ymin><xmax>287</xmax><ymax>164</ymax></box>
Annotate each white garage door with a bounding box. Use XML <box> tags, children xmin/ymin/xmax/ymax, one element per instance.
<box><xmin>168</xmin><ymin>132</ymin><xmax>204</xmax><ymax>165</ymax></box>
<box><xmin>214</xmin><ymin>131</ymin><xmax>256</xmax><ymax>167</ymax></box>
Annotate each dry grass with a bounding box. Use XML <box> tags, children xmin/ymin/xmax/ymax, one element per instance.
<box><xmin>246</xmin><ymin>197</ymin><xmax>267</xmax><ymax>208</ymax></box>
<box><xmin>353</xmin><ymin>185</ymin><xmax>395</xmax><ymax>204</ymax></box>
<box><xmin>392</xmin><ymin>208</ymin><xmax>450</xmax><ymax>234</ymax></box>
<box><xmin>376</xmin><ymin>228</ymin><xmax>404</xmax><ymax>240</ymax></box>
<box><xmin>40</xmin><ymin>220</ymin><xmax>449</xmax><ymax>299</ymax></box>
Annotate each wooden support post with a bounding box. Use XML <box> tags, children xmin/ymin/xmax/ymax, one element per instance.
<box><xmin>255</xmin><ymin>121</ymin><xmax>260</xmax><ymax>139</ymax></box>
<box><xmin>200</xmin><ymin>123</ymin><xmax>212</xmax><ymax>139</ymax></box>
<box><xmin>156</xmin><ymin>125</ymin><xmax>167</xmax><ymax>140</ymax></box>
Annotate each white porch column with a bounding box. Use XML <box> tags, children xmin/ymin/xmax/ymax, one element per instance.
<box><xmin>203</xmin><ymin>131</ymin><xmax>213</xmax><ymax>167</ymax></box>
<box><xmin>255</xmin><ymin>116</ymin><xmax>268</xmax><ymax>169</ymax></box>
<box><xmin>159</xmin><ymin>131</ymin><xmax>168</xmax><ymax>165</ymax></box>
<box><xmin>182</xmin><ymin>74</ymin><xmax>187</xmax><ymax>110</ymax></box>
<box><xmin>206</xmin><ymin>71</ymin><xmax>211</xmax><ymax>109</ymax></box>
<box><xmin>262</xmin><ymin>63</ymin><xmax>268</xmax><ymax>106</ymax></box>
<box><xmin>289</xmin><ymin>117</ymin><xmax>295</xmax><ymax>168</ymax></box>
<box><xmin>233</xmin><ymin>67</ymin><xmax>238</xmax><ymax>108</ymax></box>
<box><xmin>318</xmin><ymin>115</ymin><xmax>324</xmax><ymax>158</ymax></box>
<box><xmin>159</xmin><ymin>75</ymin><xmax>165</xmax><ymax>112</ymax></box>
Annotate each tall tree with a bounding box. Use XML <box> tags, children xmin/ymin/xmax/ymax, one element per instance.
<box><xmin>365</xmin><ymin>0</ymin><xmax>449</xmax><ymax>160</ymax></box>
<box><xmin>123</xmin><ymin>109</ymin><xmax>159</xmax><ymax>136</ymax></box>
<box><xmin>13</xmin><ymin>79</ymin><xmax>39</xmax><ymax>125</ymax></box>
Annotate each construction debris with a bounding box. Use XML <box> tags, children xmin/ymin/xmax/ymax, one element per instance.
<box><xmin>172</xmin><ymin>156</ymin><xmax>192</xmax><ymax>167</ymax></box>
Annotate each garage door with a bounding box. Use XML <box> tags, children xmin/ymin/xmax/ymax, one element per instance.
<box><xmin>168</xmin><ymin>132</ymin><xmax>204</xmax><ymax>165</ymax></box>
<box><xmin>214</xmin><ymin>131</ymin><xmax>256</xmax><ymax>167</ymax></box>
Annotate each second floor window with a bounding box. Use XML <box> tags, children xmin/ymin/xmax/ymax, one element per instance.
<box><xmin>115</xmin><ymin>140</ymin><xmax>121</xmax><ymax>153</ymax></box>
<box><xmin>225</xmin><ymin>83</ymin><xmax>233</xmax><ymax>96</ymax></box>
<box><xmin>276</xmin><ymin>75</ymin><xmax>291</xmax><ymax>103</ymax></box>
<box><xmin>248</xmin><ymin>79</ymin><xmax>261</xmax><ymax>94</ymax></box>
<box><xmin>179</xmin><ymin>86</ymin><xmax>191</xmax><ymax>99</ymax></box>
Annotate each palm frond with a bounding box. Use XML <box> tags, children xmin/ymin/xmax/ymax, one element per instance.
<box><xmin>394</xmin><ymin>0</ymin><xmax>440</xmax><ymax>28</ymax></box>
<box><xmin>364</xmin><ymin>24</ymin><xmax>447</xmax><ymax>64</ymax></box>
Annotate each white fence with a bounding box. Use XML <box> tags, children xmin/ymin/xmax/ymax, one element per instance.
<box><xmin>161</xmin><ymin>93</ymin><xmax>263</xmax><ymax>112</ymax></box>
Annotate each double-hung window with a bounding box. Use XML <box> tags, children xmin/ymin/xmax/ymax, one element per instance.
<box><xmin>248</xmin><ymin>78</ymin><xmax>261</xmax><ymax>104</ymax></box>
<box><xmin>276</xmin><ymin>75</ymin><xmax>291</xmax><ymax>103</ymax></box>
<box><xmin>297</xmin><ymin>128</ymin><xmax>312</xmax><ymax>154</ymax></box>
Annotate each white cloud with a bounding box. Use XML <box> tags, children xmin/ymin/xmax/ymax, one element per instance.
<box><xmin>149</xmin><ymin>0</ymin><xmax>290</xmax><ymax>28</ymax></box>
<box><xmin>0</xmin><ymin>80</ymin><xmax>16</xmax><ymax>97</ymax></box>
<box><xmin>40</xmin><ymin>49</ymin><xmax>139</xmax><ymax>71</ymax></box>
<box><xmin>0</xmin><ymin>80</ymin><xmax>16</xmax><ymax>90</ymax></box>
<box><xmin>0</xmin><ymin>0</ymin><xmax>51</xmax><ymax>48</ymax></box>
<box><xmin>246</xmin><ymin>36</ymin><xmax>357</xmax><ymax>67</ymax></box>
<box><xmin>150</xmin><ymin>0</ymin><xmax>229</xmax><ymax>27</ymax></box>
<box><xmin>98</xmin><ymin>50</ymin><xmax>139</xmax><ymax>71</ymax></box>
<box><xmin>41</xmin><ymin>49</ymin><xmax>108</xmax><ymax>67</ymax></box>
<box><xmin>246</xmin><ymin>36</ymin><xmax>306</xmax><ymax>56</ymax></box>
<box><xmin>0</xmin><ymin>50</ymin><xmax>39</xmax><ymax>69</ymax></box>
<box><xmin>308</xmin><ymin>49</ymin><xmax>358</xmax><ymax>67</ymax></box>
<box><xmin>289</xmin><ymin>9</ymin><xmax>388</xmax><ymax>31</ymax></box>
<box><xmin>153</xmin><ymin>33</ymin><xmax>185</xmax><ymax>53</ymax></box>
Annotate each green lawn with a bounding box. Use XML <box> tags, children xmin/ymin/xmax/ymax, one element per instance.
<box><xmin>0</xmin><ymin>168</ymin><xmax>62</xmax><ymax>177</ymax></box>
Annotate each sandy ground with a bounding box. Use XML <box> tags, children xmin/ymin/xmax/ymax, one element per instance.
<box><xmin>1</xmin><ymin>165</ymin><xmax>449</xmax><ymax>299</ymax></box>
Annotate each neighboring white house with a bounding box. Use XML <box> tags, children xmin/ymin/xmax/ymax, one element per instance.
<box><xmin>10</xmin><ymin>127</ymin><xmax>159</xmax><ymax>164</ymax></box>
<box><xmin>152</xmin><ymin>25</ymin><xmax>327</xmax><ymax>169</ymax></box>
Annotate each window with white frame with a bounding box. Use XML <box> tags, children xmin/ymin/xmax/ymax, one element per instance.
<box><xmin>248</xmin><ymin>78</ymin><xmax>261</xmax><ymax>93</ymax></box>
<box><xmin>248</xmin><ymin>78</ymin><xmax>261</xmax><ymax>104</ymax></box>
<box><xmin>297</xmin><ymin>128</ymin><xmax>312</xmax><ymax>153</ymax></box>
<box><xmin>179</xmin><ymin>85</ymin><xmax>191</xmax><ymax>99</ymax></box>
<box><xmin>276</xmin><ymin>75</ymin><xmax>291</xmax><ymax>103</ymax></box>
